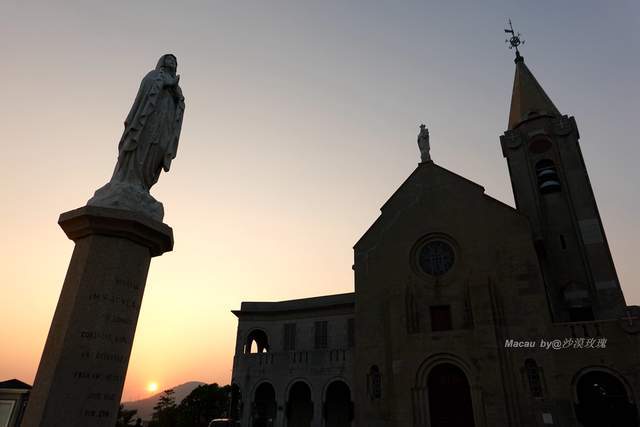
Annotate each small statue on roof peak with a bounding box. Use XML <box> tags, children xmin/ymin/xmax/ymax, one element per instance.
<box><xmin>417</xmin><ymin>124</ymin><xmax>431</xmax><ymax>163</ymax></box>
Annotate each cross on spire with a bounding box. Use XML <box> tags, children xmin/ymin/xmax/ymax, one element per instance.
<box><xmin>504</xmin><ymin>19</ymin><xmax>525</xmax><ymax>60</ymax></box>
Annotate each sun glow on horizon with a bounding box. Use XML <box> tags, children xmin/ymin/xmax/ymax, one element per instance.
<box><xmin>147</xmin><ymin>382</ymin><xmax>159</xmax><ymax>393</ymax></box>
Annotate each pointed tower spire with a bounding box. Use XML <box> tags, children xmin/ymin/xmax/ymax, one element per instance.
<box><xmin>508</xmin><ymin>58</ymin><xmax>560</xmax><ymax>129</ymax></box>
<box><xmin>504</xmin><ymin>20</ymin><xmax>560</xmax><ymax>129</ymax></box>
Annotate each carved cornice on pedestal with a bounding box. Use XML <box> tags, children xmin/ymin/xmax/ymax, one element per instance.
<box><xmin>59</xmin><ymin>205</ymin><xmax>173</xmax><ymax>257</ymax></box>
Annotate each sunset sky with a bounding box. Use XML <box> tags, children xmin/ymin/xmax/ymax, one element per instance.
<box><xmin>1</xmin><ymin>1</ymin><xmax>638</xmax><ymax>401</ymax></box>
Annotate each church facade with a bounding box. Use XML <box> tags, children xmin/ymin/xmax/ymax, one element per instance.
<box><xmin>230</xmin><ymin>52</ymin><xmax>640</xmax><ymax>427</ymax></box>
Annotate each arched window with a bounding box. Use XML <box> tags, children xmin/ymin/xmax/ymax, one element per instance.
<box><xmin>367</xmin><ymin>365</ymin><xmax>382</xmax><ymax>400</ymax></box>
<box><xmin>524</xmin><ymin>359</ymin><xmax>543</xmax><ymax>398</ymax></box>
<box><xmin>245</xmin><ymin>329</ymin><xmax>269</xmax><ymax>354</ymax></box>
<box><xmin>535</xmin><ymin>159</ymin><xmax>561</xmax><ymax>194</ymax></box>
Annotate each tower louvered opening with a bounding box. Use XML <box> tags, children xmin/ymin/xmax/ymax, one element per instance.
<box><xmin>535</xmin><ymin>159</ymin><xmax>561</xmax><ymax>194</ymax></box>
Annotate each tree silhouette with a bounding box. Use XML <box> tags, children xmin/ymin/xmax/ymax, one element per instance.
<box><xmin>176</xmin><ymin>383</ymin><xmax>231</xmax><ymax>427</ymax></box>
<box><xmin>115</xmin><ymin>404</ymin><xmax>138</xmax><ymax>426</ymax></box>
<box><xmin>149</xmin><ymin>389</ymin><xmax>178</xmax><ymax>427</ymax></box>
<box><xmin>137</xmin><ymin>384</ymin><xmax>232</xmax><ymax>427</ymax></box>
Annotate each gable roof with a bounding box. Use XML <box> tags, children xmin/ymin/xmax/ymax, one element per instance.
<box><xmin>354</xmin><ymin>161</ymin><xmax>521</xmax><ymax>250</ymax></box>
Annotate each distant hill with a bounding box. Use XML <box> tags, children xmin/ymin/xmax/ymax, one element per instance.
<box><xmin>122</xmin><ymin>381</ymin><xmax>206</xmax><ymax>421</ymax></box>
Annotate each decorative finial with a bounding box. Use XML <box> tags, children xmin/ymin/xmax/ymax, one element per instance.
<box><xmin>417</xmin><ymin>124</ymin><xmax>431</xmax><ymax>163</ymax></box>
<box><xmin>504</xmin><ymin>19</ymin><xmax>525</xmax><ymax>61</ymax></box>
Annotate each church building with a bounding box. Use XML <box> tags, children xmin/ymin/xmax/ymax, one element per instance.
<box><xmin>230</xmin><ymin>44</ymin><xmax>640</xmax><ymax>427</ymax></box>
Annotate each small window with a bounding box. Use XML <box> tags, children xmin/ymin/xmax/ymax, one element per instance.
<box><xmin>283</xmin><ymin>323</ymin><xmax>296</xmax><ymax>351</ymax></box>
<box><xmin>535</xmin><ymin>159</ymin><xmax>561</xmax><ymax>194</ymax></box>
<box><xmin>314</xmin><ymin>321</ymin><xmax>328</xmax><ymax>349</ymax></box>
<box><xmin>347</xmin><ymin>318</ymin><xmax>355</xmax><ymax>348</ymax></box>
<box><xmin>560</xmin><ymin>234</ymin><xmax>567</xmax><ymax>250</ymax></box>
<box><xmin>430</xmin><ymin>305</ymin><xmax>452</xmax><ymax>332</ymax></box>
<box><xmin>525</xmin><ymin>359</ymin><xmax>543</xmax><ymax>398</ymax></box>
<box><xmin>406</xmin><ymin>291</ymin><xmax>421</xmax><ymax>333</ymax></box>
<box><xmin>367</xmin><ymin>365</ymin><xmax>382</xmax><ymax>399</ymax></box>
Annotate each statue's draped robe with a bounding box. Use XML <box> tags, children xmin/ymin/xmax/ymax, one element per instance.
<box><xmin>112</xmin><ymin>65</ymin><xmax>185</xmax><ymax>190</ymax></box>
<box><xmin>418</xmin><ymin>129</ymin><xmax>430</xmax><ymax>162</ymax></box>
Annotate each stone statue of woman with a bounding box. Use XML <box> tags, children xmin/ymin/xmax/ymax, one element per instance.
<box><xmin>417</xmin><ymin>124</ymin><xmax>431</xmax><ymax>163</ymax></box>
<box><xmin>88</xmin><ymin>54</ymin><xmax>185</xmax><ymax>221</ymax></box>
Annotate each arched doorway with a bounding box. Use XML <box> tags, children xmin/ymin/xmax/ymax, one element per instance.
<box><xmin>427</xmin><ymin>363</ymin><xmax>475</xmax><ymax>427</ymax></box>
<box><xmin>574</xmin><ymin>370</ymin><xmax>637</xmax><ymax>427</ymax></box>
<box><xmin>324</xmin><ymin>381</ymin><xmax>352</xmax><ymax>427</ymax></box>
<box><xmin>286</xmin><ymin>381</ymin><xmax>313</xmax><ymax>427</ymax></box>
<box><xmin>252</xmin><ymin>382</ymin><xmax>276</xmax><ymax>427</ymax></box>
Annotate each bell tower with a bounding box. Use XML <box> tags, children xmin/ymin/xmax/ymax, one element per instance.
<box><xmin>499</xmin><ymin>25</ymin><xmax>626</xmax><ymax>321</ymax></box>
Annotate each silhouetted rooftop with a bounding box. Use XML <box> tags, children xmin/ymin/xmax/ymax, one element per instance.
<box><xmin>0</xmin><ymin>379</ymin><xmax>32</xmax><ymax>390</ymax></box>
<box><xmin>232</xmin><ymin>292</ymin><xmax>354</xmax><ymax>317</ymax></box>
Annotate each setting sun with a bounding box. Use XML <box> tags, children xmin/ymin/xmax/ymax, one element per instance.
<box><xmin>147</xmin><ymin>382</ymin><xmax>159</xmax><ymax>393</ymax></box>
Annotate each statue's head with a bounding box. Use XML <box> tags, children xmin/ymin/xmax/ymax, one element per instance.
<box><xmin>156</xmin><ymin>54</ymin><xmax>177</xmax><ymax>74</ymax></box>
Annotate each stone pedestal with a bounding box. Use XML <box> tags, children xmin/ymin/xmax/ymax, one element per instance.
<box><xmin>22</xmin><ymin>206</ymin><xmax>173</xmax><ymax>427</ymax></box>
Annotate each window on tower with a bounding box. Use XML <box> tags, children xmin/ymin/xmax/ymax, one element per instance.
<box><xmin>535</xmin><ymin>159</ymin><xmax>561</xmax><ymax>194</ymax></box>
<box><xmin>560</xmin><ymin>234</ymin><xmax>567</xmax><ymax>250</ymax></box>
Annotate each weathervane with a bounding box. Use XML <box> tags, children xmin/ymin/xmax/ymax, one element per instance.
<box><xmin>504</xmin><ymin>19</ymin><xmax>525</xmax><ymax>58</ymax></box>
